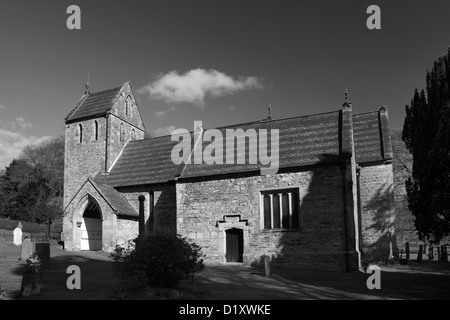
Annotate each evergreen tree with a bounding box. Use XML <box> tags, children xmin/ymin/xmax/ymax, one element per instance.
<box><xmin>402</xmin><ymin>48</ymin><xmax>450</xmax><ymax>243</ymax></box>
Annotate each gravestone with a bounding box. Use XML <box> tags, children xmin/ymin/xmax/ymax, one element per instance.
<box><xmin>264</xmin><ymin>256</ymin><xmax>271</xmax><ymax>277</ymax></box>
<box><xmin>417</xmin><ymin>245</ymin><xmax>423</xmax><ymax>262</ymax></box>
<box><xmin>0</xmin><ymin>236</ymin><xmax>5</xmax><ymax>257</ymax></box>
<box><xmin>13</xmin><ymin>226</ymin><xmax>23</xmax><ymax>246</ymax></box>
<box><xmin>35</xmin><ymin>242</ymin><xmax>50</xmax><ymax>268</ymax></box>
<box><xmin>21</xmin><ymin>238</ymin><xmax>33</xmax><ymax>261</ymax></box>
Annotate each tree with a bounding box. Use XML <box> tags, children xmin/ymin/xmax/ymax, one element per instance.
<box><xmin>0</xmin><ymin>159</ymin><xmax>39</xmax><ymax>221</ymax></box>
<box><xmin>402</xmin><ymin>48</ymin><xmax>450</xmax><ymax>243</ymax></box>
<box><xmin>390</xmin><ymin>128</ymin><xmax>415</xmax><ymax>243</ymax></box>
<box><xmin>0</xmin><ymin>136</ymin><xmax>65</xmax><ymax>231</ymax></box>
<box><xmin>20</xmin><ymin>135</ymin><xmax>65</xmax><ymax>199</ymax></box>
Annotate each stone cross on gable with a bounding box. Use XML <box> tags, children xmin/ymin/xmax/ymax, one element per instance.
<box><xmin>267</xmin><ymin>104</ymin><xmax>273</xmax><ymax>120</ymax></box>
<box><xmin>343</xmin><ymin>89</ymin><xmax>352</xmax><ymax>109</ymax></box>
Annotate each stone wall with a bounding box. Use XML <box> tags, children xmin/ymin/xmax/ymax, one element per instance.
<box><xmin>63</xmin><ymin>83</ymin><xmax>147</xmax><ymax>252</ymax></box>
<box><xmin>358</xmin><ymin>164</ymin><xmax>396</xmax><ymax>262</ymax></box>
<box><xmin>64</xmin><ymin>117</ymin><xmax>107</xmax><ymax>209</ymax></box>
<box><xmin>110</xmin><ymin>84</ymin><xmax>145</xmax><ymax>131</ymax></box>
<box><xmin>116</xmin><ymin>218</ymin><xmax>139</xmax><ymax>245</ymax></box>
<box><xmin>117</xmin><ymin>183</ymin><xmax>177</xmax><ymax>236</ymax></box>
<box><xmin>63</xmin><ymin>180</ymin><xmax>117</xmax><ymax>252</ymax></box>
<box><xmin>64</xmin><ymin>82</ymin><xmax>145</xmax><ymax>213</ymax></box>
<box><xmin>176</xmin><ymin>166</ymin><xmax>348</xmax><ymax>271</ymax></box>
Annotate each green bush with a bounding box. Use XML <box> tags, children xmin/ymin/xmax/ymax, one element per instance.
<box><xmin>110</xmin><ymin>233</ymin><xmax>205</xmax><ymax>288</ymax></box>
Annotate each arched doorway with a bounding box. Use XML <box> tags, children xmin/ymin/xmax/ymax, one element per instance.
<box><xmin>225</xmin><ymin>228</ymin><xmax>243</xmax><ymax>263</ymax></box>
<box><xmin>80</xmin><ymin>198</ymin><xmax>102</xmax><ymax>251</ymax></box>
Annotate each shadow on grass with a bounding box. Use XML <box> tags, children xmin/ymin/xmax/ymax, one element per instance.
<box><xmin>17</xmin><ymin>252</ymin><xmax>120</xmax><ymax>300</ymax></box>
<box><xmin>182</xmin><ymin>261</ymin><xmax>450</xmax><ymax>300</ymax></box>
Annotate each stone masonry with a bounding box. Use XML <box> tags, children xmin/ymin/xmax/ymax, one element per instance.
<box><xmin>177</xmin><ymin>167</ymin><xmax>349</xmax><ymax>271</ymax></box>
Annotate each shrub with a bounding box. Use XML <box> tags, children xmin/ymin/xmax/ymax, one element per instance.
<box><xmin>110</xmin><ymin>233</ymin><xmax>205</xmax><ymax>288</ymax></box>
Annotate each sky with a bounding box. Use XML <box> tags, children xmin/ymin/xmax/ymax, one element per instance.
<box><xmin>0</xmin><ymin>0</ymin><xmax>449</xmax><ymax>169</ymax></box>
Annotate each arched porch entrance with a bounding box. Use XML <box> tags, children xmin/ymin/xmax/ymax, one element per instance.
<box><xmin>80</xmin><ymin>197</ymin><xmax>102</xmax><ymax>251</ymax></box>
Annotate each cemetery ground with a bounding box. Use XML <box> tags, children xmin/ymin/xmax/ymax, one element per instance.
<box><xmin>0</xmin><ymin>240</ymin><xmax>449</xmax><ymax>300</ymax></box>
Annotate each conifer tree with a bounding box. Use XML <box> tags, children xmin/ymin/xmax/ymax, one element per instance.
<box><xmin>402</xmin><ymin>48</ymin><xmax>450</xmax><ymax>243</ymax></box>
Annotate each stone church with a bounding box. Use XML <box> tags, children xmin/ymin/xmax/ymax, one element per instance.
<box><xmin>63</xmin><ymin>81</ymin><xmax>396</xmax><ymax>271</ymax></box>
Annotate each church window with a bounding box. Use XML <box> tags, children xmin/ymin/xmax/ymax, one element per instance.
<box><xmin>94</xmin><ymin>120</ymin><xmax>99</xmax><ymax>141</ymax></box>
<box><xmin>261</xmin><ymin>188</ymin><xmax>300</xmax><ymax>230</ymax></box>
<box><xmin>78</xmin><ymin>124</ymin><xmax>83</xmax><ymax>143</ymax></box>
<box><xmin>120</xmin><ymin>123</ymin><xmax>124</xmax><ymax>142</ymax></box>
<box><xmin>125</xmin><ymin>95</ymin><xmax>132</xmax><ymax>117</ymax></box>
<box><xmin>131</xmin><ymin>128</ymin><xmax>135</xmax><ymax>141</ymax></box>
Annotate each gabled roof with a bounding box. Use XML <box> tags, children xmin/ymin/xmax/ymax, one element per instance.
<box><xmin>65</xmin><ymin>84</ymin><xmax>125</xmax><ymax>123</ymax></box>
<box><xmin>96</xmin><ymin>135</ymin><xmax>181</xmax><ymax>187</ymax></box>
<box><xmin>90</xmin><ymin>179</ymin><xmax>138</xmax><ymax>218</ymax></box>
<box><xmin>181</xmin><ymin>111</ymin><xmax>342</xmax><ymax>179</ymax></box>
<box><xmin>98</xmin><ymin>108</ymin><xmax>392</xmax><ymax>188</ymax></box>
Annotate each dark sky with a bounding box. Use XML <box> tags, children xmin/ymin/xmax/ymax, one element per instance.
<box><xmin>1</xmin><ymin>0</ymin><xmax>449</xmax><ymax>167</ymax></box>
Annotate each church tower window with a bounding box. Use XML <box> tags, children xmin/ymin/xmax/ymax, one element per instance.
<box><xmin>120</xmin><ymin>123</ymin><xmax>124</xmax><ymax>142</ymax></box>
<box><xmin>78</xmin><ymin>124</ymin><xmax>83</xmax><ymax>143</ymax></box>
<box><xmin>125</xmin><ymin>95</ymin><xmax>132</xmax><ymax>117</ymax></box>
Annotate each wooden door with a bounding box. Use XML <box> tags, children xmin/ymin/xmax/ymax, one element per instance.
<box><xmin>225</xmin><ymin>229</ymin><xmax>243</xmax><ymax>262</ymax></box>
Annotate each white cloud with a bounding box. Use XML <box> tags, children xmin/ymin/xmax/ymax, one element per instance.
<box><xmin>0</xmin><ymin>103</ymin><xmax>5</xmax><ymax>110</ymax></box>
<box><xmin>152</xmin><ymin>126</ymin><xmax>176</xmax><ymax>137</ymax></box>
<box><xmin>15</xmin><ymin>117</ymin><xmax>34</xmax><ymax>129</ymax></box>
<box><xmin>8</xmin><ymin>117</ymin><xmax>35</xmax><ymax>131</ymax></box>
<box><xmin>156</xmin><ymin>106</ymin><xmax>176</xmax><ymax>118</ymax></box>
<box><xmin>139</xmin><ymin>69</ymin><xmax>263</xmax><ymax>107</ymax></box>
<box><xmin>0</xmin><ymin>128</ymin><xmax>50</xmax><ymax>169</ymax></box>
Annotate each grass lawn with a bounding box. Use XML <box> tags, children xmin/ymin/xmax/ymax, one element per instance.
<box><xmin>1</xmin><ymin>239</ymin><xmax>449</xmax><ymax>300</ymax></box>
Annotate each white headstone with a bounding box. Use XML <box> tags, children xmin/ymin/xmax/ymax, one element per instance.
<box><xmin>21</xmin><ymin>238</ymin><xmax>33</xmax><ymax>261</ymax></box>
<box><xmin>13</xmin><ymin>227</ymin><xmax>23</xmax><ymax>246</ymax></box>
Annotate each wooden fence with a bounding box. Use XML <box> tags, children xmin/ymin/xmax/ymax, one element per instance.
<box><xmin>399</xmin><ymin>242</ymin><xmax>449</xmax><ymax>263</ymax></box>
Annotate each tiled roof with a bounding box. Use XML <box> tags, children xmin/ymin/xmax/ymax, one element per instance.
<box><xmin>65</xmin><ymin>86</ymin><xmax>123</xmax><ymax>123</ymax></box>
<box><xmin>98</xmin><ymin>109</ymin><xmax>391</xmax><ymax>187</ymax></box>
<box><xmin>181</xmin><ymin>111</ymin><xmax>342</xmax><ymax>178</ymax></box>
<box><xmin>353</xmin><ymin>111</ymin><xmax>386</xmax><ymax>163</ymax></box>
<box><xmin>97</xmin><ymin>135</ymin><xmax>181</xmax><ymax>187</ymax></box>
<box><xmin>90</xmin><ymin>179</ymin><xmax>138</xmax><ymax>217</ymax></box>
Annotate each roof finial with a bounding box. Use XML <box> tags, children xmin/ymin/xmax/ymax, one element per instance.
<box><xmin>84</xmin><ymin>72</ymin><xmax>91</xmax><ymax>95</ymax></box>
<box><xmin>343</xmin><ymin>89</ymin><xmax>352</xmax><ymax>108</ymax></box>
<box><xmin>267</xmin><ymin>104</ymin><xmax>273</xmax><ymax>120</ymax></box>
